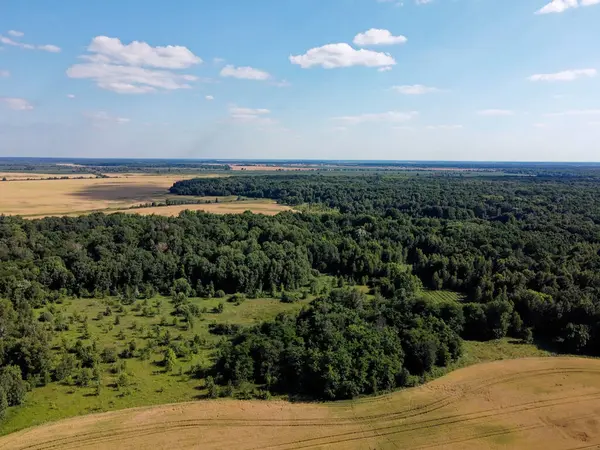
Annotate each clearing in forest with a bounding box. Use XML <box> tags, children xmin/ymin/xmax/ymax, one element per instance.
<box><xmin>2</xmin><ymin>357</ymin><xmax>600</xmax><ymax>450</ymax></box>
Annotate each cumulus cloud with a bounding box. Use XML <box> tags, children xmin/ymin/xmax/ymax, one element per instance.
<box><xmin>220</xmin><ymin>64</ymin><xmax>271</xmax><ymax>80</ymax></box>
<box><xmin>535</xmin><ymin>0</ymin><xmax>599</xmax><ymax>14</ymax></box>
<box><xmin>0</xmin><ymin>32</ymin><xmax>61</xmax><ymax>52</ymax></box>
<box><xmin>67</xmin><ymin>36</ymin><xmax>202</xmax><ymax>94</ymax></box>
<box><xmin>0</xmin><ymin>70</ymin><xmax>9</xmax><ymax>77</ymax></box>
<box><xmin>332</xmin><ymin>111</ymin><xmax>417</xmax><ymax>125</ymax></box>
<box><xmin>67</xmin><ymin>94</ymin><xmax>76</xmax><ymax>99</ymax></box>
<box><xmin>0</xmin><ymin>97</ymin><xmax>33</xmax><ymax>110</ymax></box>
<box><xmin>290</xmin><ymin>43</ymin><xmax>395</xmax><ymax>69</ymax></box>
<box><xmin>528</xmin><ymin>69</ymin><xmax>596</xmax><ymax>81</ymax></box>
<box><xmin>353</xmin><ymin>29</ymin><xmax>407</xmax><ymax>46</ymax></box>
<box><xmin>7</xmin><ymin>30</ymin><xmax>24</xmax><ymax>37</ymax></box>
<box><xmin>205</xmin><ymin>95</ymin><xmax>214</xmax><ymax>101</ymax></box>
<box><xmin>477</xmin><ymin>109</ymin><xmax>515</xmax><ymax>116</ymax></box>
<box><xmin>393</xmin><ymin>84</ymin><xmax>440</xmax><ymax>94</ymax></box>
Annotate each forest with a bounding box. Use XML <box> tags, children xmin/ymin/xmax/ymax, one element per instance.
<box><xmin>2</xmin><ymin>171</ymin><xmax>600</xmax><ymax>410</ymax></box>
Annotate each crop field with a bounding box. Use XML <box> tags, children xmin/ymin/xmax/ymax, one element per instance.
<box><xmin>0</xmin><ymin>174</ymin><xmax>290</xmax><ymax>218</ymax></box>
<box><xmin>2</xmin><ymin>357</ymin><xmax>599</xmax><ymax>450</ymax></box>
<box><xmin>0</xmin><ymin>172</ymin><xmax>97</xmax><ymax>181</ymax></box>
<box><xmin>112</xmin><ymin>200</ymin><xmax>292</xmax><ymax>217</ymax></box>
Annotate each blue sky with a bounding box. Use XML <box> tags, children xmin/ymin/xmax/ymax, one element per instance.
<box><xmin>1</xmin><ymin>0</ymin><xmax>599</xmax><ymax>161</ymax></box>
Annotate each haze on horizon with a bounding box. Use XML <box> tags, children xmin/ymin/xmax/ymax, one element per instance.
<box><xmin>1</xmin><ymin>0</ymin><xmax>599</xmax><ymax>162</ymax></box>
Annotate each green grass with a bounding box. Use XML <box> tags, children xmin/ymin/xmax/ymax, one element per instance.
<box><xmin>0</xmin><ymin>293</ymin><xmax>311</xmax><ymax>436</ymax></box>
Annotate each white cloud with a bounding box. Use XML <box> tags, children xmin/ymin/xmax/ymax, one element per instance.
<box><xmin>536</xmin><ymin>0</ymin><xmax>578</xmax><ymax>14</ymax></box>
<box><xmin>333</xmin><ymin>111</ymin><xmax>417</xmax><ymax>125</ymax></box>
<box><xmin>416</xmin><ymin>0</ymin><xmax>433</xmax><ymax>4</ymax></box>
<box><xmin>393</xmin><ymin>84</ymin><xmax>440</xmax><ymax>95</ymax></box>
<box><xmin>205</xmin><ymin>95</ymin><xmax>214</xmax><ymax>100</ymax></box>
<box><xmin>0</xmin><ymin>97</ymin><xmax>33</xmax><ymax>111</ymax></box>
<box><xmin>378</xmin><ymin>66</ymin><xmax>392</xmax><ymax>72</ymax></box>
<box><xmin>67</xmin><ymin>36</ymin><xmax>201</xmax><ymax>94</ymax></box>
<box><xmin>545</xmin><ymin>109</ymin><xmax>600</xmax><ymax>116</ymax></box>
<box><xmin>38</xmin><ymin>44</ymin><xmax>61</xmax><ymax>53</ymax></box>
<box><xmin>529</xmin><ymin>68</ymin><xmax>596</xmax><ymax>81</ymax></box>
<box><xmin>290</xmin><ymin>43</ymin><xmax>395</xmax><ymax>69</ymax></box>
<box><xmin>534</xmin><ymin>0</ymin><xmax>599</xmax><ymax>14</ymax></box>
<box><xmin>0</xmin><ymin>70</ymin><xmax>9</xmax><ymax>77</ymax></box>
<box><xmin>0</xmin><ymin>34</ymin><xmax>61</xmax><ymax>52</ymax></box>
<box><xmin>477</xmin><ymin>109</ymin><xmax>515</xmax><ymax>116</ymax></box>
<box><xmin>67</xmin><ymin>94</ymin><xmax>76</xmax><ymax>99</ymax></box>
<box><xmin>353</xmin><ymin>29</ymin><xmax>407</xmax><ymax>46</ymax></box>
<box><xmin>87</xmin><ymin>36</ymin><xmax>201</xmax><ymax>68</ymax></box>
<box><xmin>85</xmin><ymin>111</ymin><xmax>130</xmax><ymax>126</ymax></box>
<box><xmin>7</xmin><ymin>30</ymin><xmax>24</xmax><ymax>37</ymax></box>
<box><xmin>213</xmin><ymin>57</ymin><xmax>225</xmax><ymax>65</ymax></box>
<box><xmin>220</xmin><ymin>64</ymin><xmax>271</xmax><ymax>80</ymax></box>
<box><xmin>229</xmin><ymin>106</ymin><xmax>274</xmax><ymax>124</ymax></box>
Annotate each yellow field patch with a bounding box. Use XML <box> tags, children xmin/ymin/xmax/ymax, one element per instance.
<box><xmin>0</xmin><ymin>172</ymin><xmax>97</xmax><ymax>180</ymax></box>
<box><xmin>0</xmin><ymin>175</ymin><xmax>209</xmax><ymax>218</ymax></box>
<box><xmin>113</xmin><ymin>201</ymin><xmax>291</xmax><ymax>217</ymax></box>
<box><xmin>2</xmin><ymin>357</ymin><xmax>600</xmax><ymax>449</ymax></box>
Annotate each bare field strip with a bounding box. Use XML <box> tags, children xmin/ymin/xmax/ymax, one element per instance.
<box><xmin>113</xmin><ymin>201</ymin><xmax>292</xmax><ymax>217</ymax></box>
<box><xmin>3</xmin><ymin>358</ymin><xmax>600</xmax><ymax>450</ymax></box>
<box><xmin>0</xmin><ymin>175</ymin><xmax>220</xmax><ymax>218</ymax></box>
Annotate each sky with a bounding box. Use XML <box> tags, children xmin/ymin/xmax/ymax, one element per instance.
<box><xmin>0</xmin><ymin>0</ymin><xmax>599</xmax><ymax>161</ymax></box>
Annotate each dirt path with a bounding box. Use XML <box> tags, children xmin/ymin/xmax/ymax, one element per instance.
<box><xmin>2</xmin><ymin>357</ymin><xmax>600</xmax><ymax>449</ymax></box>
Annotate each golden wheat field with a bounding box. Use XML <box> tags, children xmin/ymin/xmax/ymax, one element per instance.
<box><xmin>113</xmin><ymin>201</ymin><xmax>291</xmax><ymax>216</ymax></box>
<box><xmin>0</xmin><ymin>175</ymin><xmax>289</xmax><ymax>218</ymax></box>
<box><xmin>2</xmin><ymin>357</ymin><xmax>600</xmax><ymax>450</ymax></box>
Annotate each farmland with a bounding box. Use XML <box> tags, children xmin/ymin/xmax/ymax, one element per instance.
<box><xmin>0</xmin><ymin>174</ymin><xmax>293</xmax><ymax>218</ymax></box>
<box><xmin>2</xmin><ymin>356</ymin><xmax>599</xmax><ymax>449</ymax></box>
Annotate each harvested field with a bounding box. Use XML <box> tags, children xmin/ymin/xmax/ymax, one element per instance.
<box><xmin>114</xmin><ymin>201</ymin><xmax>291</xmax><ymax>216</ymax></box>
<box><xmin>0</xmin><ymin>175</ymin><xmax>221</xmax><ymax>218</ymax></box>
<box><xmin>2</xmin><ymin>357</ymin><xmax>600</xmax><ymax>450</ymax></box>
<box><xmin>0</xmin><ymin>172</ymin><xmax>96</xmax><ymax>180</ymax></box>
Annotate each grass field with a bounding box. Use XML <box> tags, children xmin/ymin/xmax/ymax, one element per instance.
<box><xmin>2</xmin><ymin>356</ymin><xmax>599</xmax><ymax>449</ymax></box>
<box><xmin>0</xmin><ymin>293</ymin><xmax>313</xmax><ymax>436</ymax></box>
<box><xmin>0</xmin><ymin>174</ymin><xmax>292</xmax><ymax>218</ymax></box>
<box><xmin>0</xmin><ymin>172</ymin><xmax>97</xmax><ymax>181</ymax></box>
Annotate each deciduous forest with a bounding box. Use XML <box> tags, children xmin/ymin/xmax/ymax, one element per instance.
<box><xmin>2</xmin><ymin>172</ymin><xmax>600</xmax><ymax>415</ymax></box>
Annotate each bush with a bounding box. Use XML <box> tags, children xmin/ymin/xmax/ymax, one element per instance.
<box><xmin>0</xmin><ymin>366</ymin><xmax>28</xmax><ymax>406</ymax></box>
<box><xmin>280</xmin><ymin>291</ymin><xmax>299</xmax><ymax>303</ymax></box>
<box><xmin>39</xmin><ymin>311</ymin><xmax>54</xmax><ymax>323</ymax></box>
<box><xmin>215</xmin><ymin>290</ymin><xmax>226</xmax><ymax>298</ymax></box>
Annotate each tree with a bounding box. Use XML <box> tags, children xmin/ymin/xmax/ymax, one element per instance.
<box><xmin>163</xmin><ymin>348</ymin><xmax>177</xmax><ymax>372</ymax></box>
<box><xmin>0</xmin><ymin>365</ymin><xmax>28</xmax><ymax>406</ymax></box>
<box><xmin>205</xmin><ymin>376</ymin><xmax>218</xmax><ymax>399</ymax></box>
